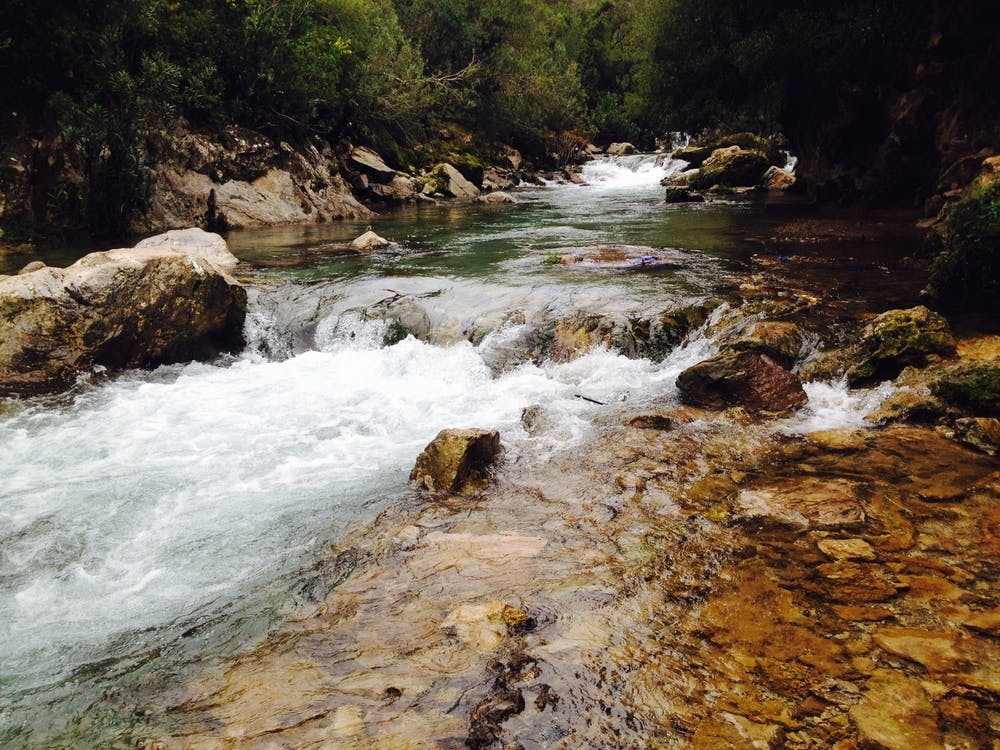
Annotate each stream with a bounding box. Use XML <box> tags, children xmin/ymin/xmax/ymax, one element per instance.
<box><xmin>4</xmin><ymin>155</ymin><xmax>985</xmax><ymax>748</ymax></box>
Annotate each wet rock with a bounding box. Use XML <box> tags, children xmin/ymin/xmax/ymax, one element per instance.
<box><xmin>350</xmin><ymin>229</ymin><xmax>392</xmax><ymax>252</ymax></box>
<box><xmin>0</xmin><ymin>228</ymin><xmax>246</xmax><ymax>396</ymax></box>
<box><xmin>363</xmin><ymin>294</ymin><xmax>432</xmax><ymax>343</ymax></box>
<box><xmin>441</xmin><ymin>601</ymin><xmax>533</xmax><ymax>652</ymax></box>
<box><xmin>763</xmin><ymin>165</ymin><xmax>796</xmax><ymax>191</ymax></box>
<box><xmin>664</xmin><ymin>187</ymin><xmax>705</xmax><ymax>203</ymax></box>
<box><xmin>865</xmin><ymin>384</ymin><xmax>946</xmax><ymax>425</ymax></box>
<box><xmin>688</xmin><ymin>147</ymin><xmax>771</xmax><ymax>190</ymax></box>
<box><xmin>409</xmin><ymin>428</ymin><xmax>502</xmax><ymax>494</ymax></box>
<box><xmin>660</xmin><ymin>168</ymin><xmax>699</xmax><ymax>187</ymax></box>
<box><xmin>962</xmin><ymin>609</ymin><xmax>1000</xmax><ymax>636</ymax></box>
<box><xmin>832</xmin><ymin>604</ymin><xmax>894</xmax><ymax>622</ymax></box>
<box><xmin>850</xmin><ymin>669</ymin><xmax>944</xmax><ymax>750</ymax></box>
<box><xmin>735</xmin><ymin>478</ymin><xmax>864</xmax><ymax>530</ymax></box>
<box><xmin>728</xmin><ymin>320</ymin><xmax>807</xmax><ymax>369</ymax></box>
<box><xmin>606</xmin><ymin>142</ymin><xmax>636</xmax><ymax>156</ymax></box>
<box><xmin>817</xmin><ymin>537</ymin><xmax>876</xmax><ymax>560</ymax></box>
<box><xmin>846</xmin><ymin>306</ymin><xmax>957</xmax><ymax>386</ymax></box>
<box><xmin>467</xmin><ymin>687</ymin><xmax>525</xmax><ymax>749</ymax></box>
<box><xmin>671</xmin><ymin>145</ymin><xmax>715</xmax><ymax>167</ymax></box>
<box><xmin>815</xmin><ymin>561</ymin><xmax>904</xmax><ymax>603</ymax></box>
<box><xmin>873</xmin><ymin>627</ymin><xmax>963</xmax><ymax>672</ymax></box>
<box><xmin>692</xmin><ymin>713</ymin><xmax>783</xmax><ymax>749</ymax></box>
<box><xmin>805</xmin><ymin>429</ymin><xmax>867</xmax><ymax>451</ymax></box>
<box><xmin>930</xmin><ymin>362</ymin><xmax>1000</xmax><ymax>416</ymax></box>
<box><xmin>676</xmin><ymin>351</ymin><xmax>808</xmax><ymax>412</ymax></box>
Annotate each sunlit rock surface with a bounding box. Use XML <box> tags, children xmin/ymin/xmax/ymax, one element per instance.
<box><xmin>0</xmin><ymin>228</ymin><xmax>246</xmax><ymax>395</ymax></box>
<box><xmin>410</xmin><ymin>428</ymin><xmax>503</xmax><ymax>494</ymax></box>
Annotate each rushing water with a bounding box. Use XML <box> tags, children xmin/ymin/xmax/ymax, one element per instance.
<box><xmin>0</xmin><ymin>155</ymin><xmax>916</xmax><ymax>746</ymax></box>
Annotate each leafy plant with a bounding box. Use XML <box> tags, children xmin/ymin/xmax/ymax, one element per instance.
<box><xmin>927</xmin><ymin>179</ymin><xmax>1000</xmax><ymax>311</ymax></box>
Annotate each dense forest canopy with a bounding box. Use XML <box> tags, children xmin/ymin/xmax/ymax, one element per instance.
<box><xmin>0</xmin><ymin>0</ymin><xmax>997</xmax><ymax>236</ymax></box>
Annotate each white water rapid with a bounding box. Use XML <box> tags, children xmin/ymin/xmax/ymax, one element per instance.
<box><xmin>0</xmin><ymin>154</ymin><xmax>896</xmax><ymax>746</ymax></box>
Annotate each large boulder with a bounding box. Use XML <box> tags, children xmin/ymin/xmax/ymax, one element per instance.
<box><xmin>763</xmin><ymin>165</ymin><xmax>796</xmax><ymax>191</ymax></box>
<box><xmin>410</xmin><ymin>428</ymin><xmax>502</xmax><ymax>494</ymax></box>
<box><xmin>846</xmin><ymin>306</ymin><xmax>957</xmax><ymax>385</ymax></box>
<box><xmin>349</xmin><ymin>146</ymin><xmax>396</xmax><ymax>183</ymax></box>
<box><xmin>676</xmin><ymin>351</ymin><xmax>808</xmax><ymax>412</ymax></box>
<box><xmin>0</xmin><ymin>228</ymin><xmax>246</xmax><ymax>395</ymax></box>
<box><xmin>606</xmin><ymin>142</ymin><xmax>637</xmax><ymax>156</ymax></box>
<box><xmin>431</xmin><ymin>163</ymin><xmax>480</xmax><ymax>199</ymax></box>
<box><xmin>689</xmin><ymin>147</ymin><xmax>771</xmax><ymax>190</ymax></box>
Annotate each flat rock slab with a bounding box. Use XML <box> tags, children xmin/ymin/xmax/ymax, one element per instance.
<box><xmin>850</xmin><ymin>669</ymin><xmax>944</xmax><ymax>750</ymax></box>
<box><xmin>736</xmin><ymin>478</ymin><xmax>865</xmax><ymax>529</ymax></box>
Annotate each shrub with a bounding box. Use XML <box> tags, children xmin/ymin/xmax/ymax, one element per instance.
<box><xmin>927</xmin><ymin>180</ymin><xmax>1000</xmax><ymax>311</ymax></box>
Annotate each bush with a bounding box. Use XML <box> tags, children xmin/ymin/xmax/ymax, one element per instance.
<box><xmin>927</xmin><ymin>180</ymin><xmax>1000</xmax><ymax>311</ymax></box>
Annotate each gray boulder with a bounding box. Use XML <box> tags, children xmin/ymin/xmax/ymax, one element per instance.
<box><xmin>0</xmin><ymin>228</ymin><xmax>246</xmax><ymax>395</ymax></box>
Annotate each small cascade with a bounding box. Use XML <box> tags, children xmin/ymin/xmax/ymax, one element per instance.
<box><xmin>578</xmin><ymin>152</ymin><xmax>689</xmax><ymax>188</ymax></box>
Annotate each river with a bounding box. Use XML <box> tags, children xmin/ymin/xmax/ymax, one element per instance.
<box><xmin>0</xmin><ymin>155</ymin><xmax>948</xmax><ymax>747</ymax></box>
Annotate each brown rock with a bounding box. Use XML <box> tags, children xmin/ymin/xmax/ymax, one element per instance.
<box><xmin>962</xmin><ymin>609</ymin><xmax>1000</xmax><ymax>636</ymax></box>
<box><xmin>729</xmin><ymin>320</ymin><xmax>806</xmax><ymax>368</ymax></box>
<box><xmin>409</xmin><ymin>428</ymin><xmax>502</xmax><ymax>494</ymax></box>
<box><xmin>873</xmin><ymin>627</ymin><xmax>964</xmax><ymax>672</ymax></box>
<box><xmin>850</xmin><ymin>669</ymin><xmax>943</xmax><ymax>750</ymax></box>
<box><xmin>692</xmin><ymin>713</ymin><xmax>783</xmax><ymax>749</ymax></box>
<box><xmin>832</xmin><ymin>604</ymin><xmax>894</xmax><ymax>622</ymax></box>
<box><xmin>817</xmin><ymin>538</ymin><xmax>876</xmax><ymax>560</ymax></box>
<box><xmin>676</xmin><ymin>351</ymin><xmax>808</xmax><ymax>412</ymax></box>
<box><xmin>952</xmin><ymin>417</ymin><xmax>1000</xmax><ymax>455</ymax></box>
<box><xmin>735</xmin><ymin>478</ymin><xmax>864</xmax><ymax>530</ymax></box>
<box><xmin>763</xmin><ymin>165</ymin><xmax>796</xmax><ymax>191</ymax></box>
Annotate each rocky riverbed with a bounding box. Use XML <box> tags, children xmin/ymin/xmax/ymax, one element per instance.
<box><xmin>125</xmin><ymin>232</ymin><xmax>1000</xmax><ymax>750</ymax></box>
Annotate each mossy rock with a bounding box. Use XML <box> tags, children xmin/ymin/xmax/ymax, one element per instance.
<box><xmin>930</xmin><ymin>363</ymin><xmax>1000</xmax><ymax>415</ymax></box>
<box><xmin>846</xmin><ymin>306</ymin><xmax>957</xmax><ymax>385</ymax></box>
<box><xmin>689</xmin><ymin>149</ymin><xmax>771</xmax><ymax>190</ymax></box>
<box><xmin>409</xmin><ymin>428</ymin><xmax>502</xmax><ymax>494</ymax></box>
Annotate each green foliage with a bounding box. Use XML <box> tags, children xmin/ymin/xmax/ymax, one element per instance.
<box><xmin>927</xmin><ymin>180</ymin><xmax>1000</xmax><ymax>311</ymax></box>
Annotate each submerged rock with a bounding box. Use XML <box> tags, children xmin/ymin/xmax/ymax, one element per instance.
<box><xmin>736</xmin><ymin>478</ymin><xmax>865</xmax><ymax>530</ymax></box>
<box><xmin>849</xmin><ymin>669</ymin><xmax>944</xmax><ymax>750</ymax></box>
<box><xmin>676</xmin><ymin>351</ymin><xmax>808</xmax><ymax>412</ymax></box>
<box><xmin>410</xmin><ymin>428</ymin><xmax>502</xmax><ymax>494</ymax></box>
<box><xmin>0</xmin><ymin>228</ymin><xmax>246</xmax><ymax>396</ymax></box>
